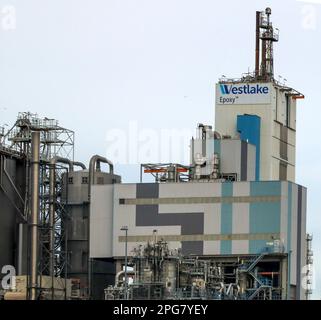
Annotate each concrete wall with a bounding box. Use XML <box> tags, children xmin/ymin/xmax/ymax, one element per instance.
<box><xmin>90</xmin><ymin>185</ymin><xmax>114</xmax><ymax>258</ymax></box>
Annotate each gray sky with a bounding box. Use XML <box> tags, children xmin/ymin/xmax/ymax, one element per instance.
<box><xmin>0</xmin><ymin>0</ymin><xmax>320</xmax><ymax>298</ymax></box>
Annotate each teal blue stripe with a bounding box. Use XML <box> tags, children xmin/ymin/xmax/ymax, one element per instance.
<box><xmin>249</xmin><ymin>240</ymin><xmax>268</xmax><ymax>254</ymax></box>
<box><xmin>250</xmin><ymin>181</ymin><xmax>281</xmax><ymax>196</ymax></box>
<box><xmin>222</xmin><ymin>182</ymin><xmax>233</xmax><ymax>197</ymax></box>
<box><xmin>287</xmin><ymin>183</ymin><xmax>292</xmax><ymax>299</ymax></box>
<box><xmin>214</xmin><ymin>139</ymin><xmax>221</xmax><ymax>157</ymax></box>
<box><xmin>249</xmin><ymin>181</ymin><xmax>281</xmax><ymax>253</ymax></box>
<box><xmin>221</xmin><ymin>240</ymin><xmax>232</xmax><ymax>255</ymax></box>
<box><xmin>221</xmin><ymin>183</ymin><xmax>233</xmax><ymax>254</ymax></box>
<box><xmin>221</xmin><ymin>204</ymin><xmax>232</xmax><ymax>234</ymax></box>
<box><xmin>249</xmin><ymin>202</ymin><xmax>281</xmax><ymax>233</ymax></box>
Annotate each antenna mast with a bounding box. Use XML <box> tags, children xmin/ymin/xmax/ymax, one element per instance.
<box><xmin>255</xmin><ymin>8</ymin><xmax>279</xmax><ymax>81</ymax></box>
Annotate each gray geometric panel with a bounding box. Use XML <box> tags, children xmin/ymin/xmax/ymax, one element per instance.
<box><xmin>241</xmin><ymin>140</ymin><xmax>248</xmax><ymax>181</ymax></box>
<box><xmin>136</xmin><ymin>183</ymin><xmax>159</xmax><ymax>198</ymax></box>
<box><xmin>182</xmin><ymin>241</ymin><xmax>204</xmax><ymax>255</ymax></box>
<box><xmin>136</xmin><ymin>183</ymin><xmax>204</xmax><ymax>255</ymax></box>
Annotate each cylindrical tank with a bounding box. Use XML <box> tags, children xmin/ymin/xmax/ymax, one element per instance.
<box><xmin>162</xmin><ymin>260</ymin><xmax>177</xmax><ymax>296</ymax></box>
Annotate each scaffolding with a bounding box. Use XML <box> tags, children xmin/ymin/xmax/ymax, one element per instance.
<box><xmin>0</xmin><ymin>112</ymin><xmax>74</xmax><ymax>299</ymax></box>
<box><xmin>2</xmin><ymin>112</ymin><xmax>74</xmax><ymax>160</ymax></box>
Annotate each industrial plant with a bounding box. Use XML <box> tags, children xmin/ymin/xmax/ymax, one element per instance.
<box><xmin>0</xmin><ymin>8</ymin><xmax>313</xmax><ymax>300</ymax></box>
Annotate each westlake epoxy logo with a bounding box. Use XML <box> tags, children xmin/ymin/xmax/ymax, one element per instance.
<box><xmin>218</xmin><ymin>83</ymin><xmax>270</xmax><ymax>104</ymax></box>
<box><xmin>220</xmin><ymin>84</ymin><xmax>269</xmax><ymax>95</ymax></box>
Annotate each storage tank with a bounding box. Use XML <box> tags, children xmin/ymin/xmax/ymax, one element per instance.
<box><xmin>162</xmin><ymin>260</ymin><xmax>177</xmax><ymax>297</ymax></box>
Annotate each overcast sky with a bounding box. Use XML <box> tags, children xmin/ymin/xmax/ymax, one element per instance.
<box><xmin>0</xmin><ymin>0</ymin><xmax>320</xmax><ymax>298</ymax></box>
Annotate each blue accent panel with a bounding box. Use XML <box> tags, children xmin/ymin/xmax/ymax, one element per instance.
<box><xmin>221</xmin><ymin>240</ymin><xmax>232</xmax><ymax>254</ymax></box>
<box><xmin>250</xmin><ymin>181</ymin><xmax>281</xmax><ymax>196</ymax></box>
<box><xmin>237</xmin><ymin>114</ymin><xmax>261</xmax><ymax>180</ymax></box>
<box><xmin>250</xmin><ymin>202</ymin><xmax>281</xmax><ymax>233</ymax></box>
<box><xmin>221</xmin><ymin>182</ymin><xmax>233</xmax><ymax>255</ymax></box>
<box><xmin>249</xmin><ymin>240</ymin><xmax>269</xmax><ymax>254</ymax></box>
<box><xmin>222</xmin><ymin>182</ymin><xmax>233</xmax><ymax>197</ymax></box>
<box><xmin>221</xmin><ymin>204</ymin><xmax>232</xmax><ymax>234</ymax></box>
<box><xmin>214</xmin><ymin>139</ymin><xmax>221</xmax><ymax>157</ymax></box>
<box><xmin>221</xmin><ymin>183</ymin><xmax>233</xmax><ymax>236</ymax></box>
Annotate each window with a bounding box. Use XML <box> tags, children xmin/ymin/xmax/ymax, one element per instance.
<box><xmin>285</xmin><ymin>95</ymin><xmax>290</xmax><ymax>127</ymax></box>
<box><xmin>68</xmin><ymin>177</ymin><xmax>73</xmax><ymax>184</ymax></box>
<box><xmin>81</xmin><ymin>176</ymin><xmax>88</xmax><ymax>184</ymax></box>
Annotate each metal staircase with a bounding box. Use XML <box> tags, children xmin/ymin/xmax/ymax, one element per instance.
<box><xmin>239</xmin><ymin>253</ymin><xmax>266</xmax><ymax>273</ymax></box>
<box><xmin>239</xmin><ymin>253</ymin><xmax>273</xmax><ymax>300</ymax></box>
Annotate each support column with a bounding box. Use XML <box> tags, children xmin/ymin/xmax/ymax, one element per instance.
<box><xmin>30</xmin><ymin>131</ymin><xmax>40</xmax><ymax>300</ymax></box>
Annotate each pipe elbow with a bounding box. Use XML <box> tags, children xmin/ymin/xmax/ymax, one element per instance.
<box><xmin>50</xmin><ymin>156</ymin><xmax>73</xmax><ymax>172</ymax></box>
<box><xmin>89</xmin><ymin>155</ymin><xmax>114</xmax><ymax>175</ymax></box>
<box><xmin>73</xmin><ymin>161</ymin><xmax>86</xmax><ymax>170</ymax></box>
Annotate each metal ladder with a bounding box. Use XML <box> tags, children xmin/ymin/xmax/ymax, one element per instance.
<box><xmin>239</xmin><ymin>253</ymin><xmax>273</xmax><ymax>300</ymax></box>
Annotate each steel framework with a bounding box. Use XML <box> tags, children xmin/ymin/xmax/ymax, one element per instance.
<box><xmin>0</xmin><ymin>112</ymin><xmax>74</xmax><ymax>299</ymax></box>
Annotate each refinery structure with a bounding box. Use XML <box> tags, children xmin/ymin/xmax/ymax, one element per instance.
<box><xmin>0</xmin><ymin>8</ymin><xmax>313</xmax><ymax>300</ymax></box>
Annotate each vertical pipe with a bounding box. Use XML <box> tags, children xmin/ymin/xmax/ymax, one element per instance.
<box><xmin>30</xmin><ymin>131</ymin><xmax>40</xmax><ymax>300</ymax></box>
<box><xmin>18</xmin><ymin>223</ymin><xmax>23</xmax><ymax>275</ymax></box>
<box><xmin>255</xmin><ymin>11</ymin><xmax>261</xmax><ymax>77</ymax></box>
<box><xmin>49</xmin><ymin>160</ymin><xmax>55</xmax><ymax>299</ymax></box>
